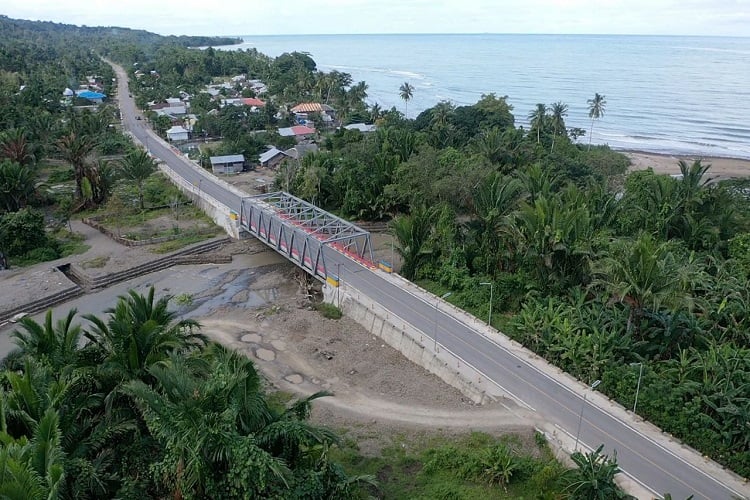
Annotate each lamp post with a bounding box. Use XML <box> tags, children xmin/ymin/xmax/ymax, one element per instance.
<box><xmin>480</xmin><ymin>282</ymin><xmax>493</xmax><ymax>327</ymax></box>
<box><xmin>630</xmin><ymin>362</ymin><xmax>643</xmax><ymax>414</ymax></box>
<box><xmin>434</xmin><ymin>292</ymin><xmax>452</xmax><ymax>353</ymax></box>
<box><xmin>574</xmin><ymin>379</ymin><xmax>601</xmax><ymax>451</ymax></box>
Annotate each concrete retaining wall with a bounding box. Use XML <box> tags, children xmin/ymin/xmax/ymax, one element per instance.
<box><xmin>325</xmin><ymin>283</ymin><xmax>494</xmax><ymax>405</ymax></box>
<box><xmin>0</xmin><ymin>238</ymin><xmax>231</xmax><ymax>323</ymax></box>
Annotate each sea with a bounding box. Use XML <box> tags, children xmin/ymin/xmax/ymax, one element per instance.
<box><xmin>216</xmin><ymin>34</ymin><xmax>750</xmax><ymax>159</ymax></box>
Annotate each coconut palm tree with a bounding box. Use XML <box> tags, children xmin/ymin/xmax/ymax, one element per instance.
<box><xmin>390</xmin><ymin>205</ymin><xmax>435</xmax><ymax>280</ymax></box>
<box><xmin>549</xmin><ymin>101</ymin><xmax>569</xmax><ymax>152</ymax></box>
<box><xmin>0</xmin><ymin>160</ymin><xmax>38</xmax><ymax>212</ymax></box>
<box><xmin>84</xmin><ymin>287</ymin><xmax>205</xmax><ymax>382</ymax></box>
<box><xmin>117</xmin><ymin>148</ymin><xmax>156</xmax><ymax>210</ymax></box>
<box><xmin>592</xmin><ymin>232</ymin><xmax>695</xmax><ymax>338</ymax></box>
<box><xmin>587</xmin><ymin>93</ymin><xmax>606</xmax><ymax>151</ymax></box>
<box><xmin>472</xmin><ymin>173</ymin><xmax>524</xmax><ymax>272</ymax></box>
<box><xmin>0</xmin><ymin>128</ymin><xmax>35</xmax><ymax>166</ymax></box>
<box><xmin>0</xmin><ymin>408</ymin><xmax>66</xmax><ymax>499</ymax></box>
<box><xmin>527</xmin><ymin>103</ymin><xmax>547</xmax><ymax>144</ymax></box>
<box><xmin>399</xmin><ymin>81</ymin><xmax>415</xmax><ymax>118</ymax></box>
<box><xmin>369</xmin><ymin>102</ymin><xmax>382</xmax><ymax>122</ymax></box>
<box><xmin>57</xmin><ymin>132</ymin><xmax>96</xmax><ymax>201</ymax></box>
<box><xmin>123</xmin><ymin>344</ymin><xmax>364</xmax><ymax>498</ymax></box>
<box><xmin>11</xmin><ymin>309</ymin><xmax>82</xmax><ymax>371</ymax></box>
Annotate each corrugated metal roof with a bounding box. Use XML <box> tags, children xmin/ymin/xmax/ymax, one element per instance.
<box><xmin>242</xmin><ymin>98</ymin><xmax>266</xmax><ymax>107</ymax></box>
<box><xmin>259</xmin><ymin>148</ymin><xmax>285</xmax><ymax>163</ymax></box>
<box><xmin>278</xmin><ymin>125</ymin><xmax>316</xmax><ymax>137</ymax></box>
<box><xmin>210</xmin><ymin>154</ymin><xmax>245</xmax><ymax>164</ymax></box>
<box><xmin>344</xmin><ymin>123</ymin><xmax>377</xmax><ymax>133</ymax></box>
<box><xmin>290</xmin><ymin>103</ymin><xmax>334</xmax><ymax>113</ymax></box>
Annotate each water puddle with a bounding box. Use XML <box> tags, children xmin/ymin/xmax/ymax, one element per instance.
<box><xmin>185</xmin><ymin>269</ymin><xmax>280</xmax><ymax>317</ymax></box>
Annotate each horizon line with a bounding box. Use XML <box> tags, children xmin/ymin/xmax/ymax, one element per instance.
<box><xmin>224</xmin><ymin>32</ymin><xmax>749</xmax><ymax>39</ymax></box>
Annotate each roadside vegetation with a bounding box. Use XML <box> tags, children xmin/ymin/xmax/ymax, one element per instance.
<box><xmin>0</xmin><ymin>15</ymin><xmax>231</xmax><ymax>266</ymax></box>
<box><xmin>1</xmin><ymin>11</ymin><xmax>748</xmax><ymax>494</ymax></box>
<box><xmin>332</xmin><ymin>431</ymin><xmax>630</xmax><ymax>499</ymax></box>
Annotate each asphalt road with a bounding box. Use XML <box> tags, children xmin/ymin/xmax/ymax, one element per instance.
<box><xmin>112</xmin><ymin>64</ymin><xmax>746</xmax><ymax>500</ymax></box>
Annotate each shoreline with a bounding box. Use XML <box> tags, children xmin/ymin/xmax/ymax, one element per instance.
<box><xmin>619</xmin><ymin>149</ymin><xmax>750</xmax><ymax>180</ymax></box>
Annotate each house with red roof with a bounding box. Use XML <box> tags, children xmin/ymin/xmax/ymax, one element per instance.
<box><xmin>278</xmin><ymin>125</ymin><xmax>316</xmax><ymax>140</ymax></box>
<box><xmin>242</xmin><ymin>97</ymin><xmax>265</xmax><ymax>107</ymax></box>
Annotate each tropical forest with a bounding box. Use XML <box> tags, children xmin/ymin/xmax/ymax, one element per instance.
<box><xmin>0</xmin><ymin>12</ymin><xmax>748</xmax><ymax>499</ymax></box>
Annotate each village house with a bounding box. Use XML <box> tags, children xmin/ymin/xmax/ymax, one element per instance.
<box><xmin>259</xmin><ymin>147</ymin><xmax>289</xmax><ymax>169</ymax></box>
<box><xmin>283</xmin><ymin>143</ymin><xmax>319</xmax><ymax>160</ymax></box>
<box><xmin>344</xmin><ymin>123</ymin><xmax>378</xmax><ymax>133</ymax></box>
<box><xmin>210</xmin><ymin>154</ymin><xmax>245</xmax><ymax>174</ymax></box>
<box><xmin>166</xmin><ymin>125</ymin><xmax>189</xmax><ymax>142</ymax></box>
<box><xmin>278</xmin><ymin>125</ymin><xmax>316</xmax><ymax>141</ymax></box>
<box><xmin>290</xmin><ymin>103</ymin><xmax>336</xmax><ymax>126</ymax></box>
<box><xmin>75</xmin><ymin>90</ymin><xmax>106</xmax><ymax>104</ymax></box>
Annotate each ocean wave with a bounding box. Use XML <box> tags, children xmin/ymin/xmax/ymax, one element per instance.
<box><xmin>320</xmin><ymin>64</ymin><xmax>426</xmax><ymax>80</ymax></box>
<box><xmin>672</xmin><ymin>46</ymin><xmax>750</xmax><ymax>56</ymax></box>
<box><xmin>389</xmin><ymin>70</ymin><xmax>425</xmax><ymax>80</ymax></box>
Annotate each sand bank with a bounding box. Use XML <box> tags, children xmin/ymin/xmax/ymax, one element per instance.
<box><xmin>624</xmin><ymin>150</ymin><xmax>750</xmax><ymax>180</ymax></box>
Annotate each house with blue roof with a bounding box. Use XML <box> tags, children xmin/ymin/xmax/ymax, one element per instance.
<box><xmin>76</xmin><ymin>90</ymin><xmax>106</xmax><ymax>104</ymax></box>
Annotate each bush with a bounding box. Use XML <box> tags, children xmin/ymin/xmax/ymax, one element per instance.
<box><xmin>48</xmin><ymin>167</ymin><xmax>75</xmax><ymax>183</ymax></box>
<box><xmin>0</xmin><ymin>208</ymin><xmax>51</xmax><ymax>256</ymax></box>
<box><xmin>14</xmin><ymin>246</ymin><xmax>60</xmax><ymax>266</ymax></box>
<box><xmin>315</xmin><ymin>302</ymin><xmax>343</xmax><ymax>319</ymax></box>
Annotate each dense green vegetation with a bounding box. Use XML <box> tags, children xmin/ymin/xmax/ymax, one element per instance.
<box><xmin>277</xmin><ymin>94</ymin><xmax>750</xmax><ymax>476</ymax></box>
<box><xmin>0</xmin><ymin>15</ymin><xmax>238</xmax><ymax>266</ymax></box>
<box><xmin>0</xmin><ymin>288</ymin><xmax>374</xmax><ymax>498</ymax></box>
<box><xmin>2</xmin><ymin>11</ymin><xmax>748</xmax><ymax>493</ymax></box>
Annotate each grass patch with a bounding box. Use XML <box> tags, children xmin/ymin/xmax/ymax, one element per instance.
<box><xmin>173</xmin><ymin>293</ymin><xmax>193</xmax><ymax>306</ymax></box>
<box><xmin>150</xmin><ymin>230</ymin><xmax>220</xmax><ymax>254</ymax></box>
<box><xmin>12</xmin><ymin>230</ymin><xmax>90</xmax><ymax>268</ymax></box>
<box><xmin>81</xmin><ymin>256</ymin><xmax>110</xmax><ymax>269</ymax></box>
<box><xmin>330</xmin><ymin>432</ymin><xmax>568</xmax><ymax>499</ymax></box>
<box><xmin>314</xmin><ymin>302</ymin><xmax>343</xmax><ymax>319</ymax></box>
<box><xmin>57</xmin><ymin>230</ymin><xmax>90</xmax><ymax>258</ymax></box>
<box><xmin>266</xmin><ymin>391</ymin><xmax>296</xmax><ymax>414</ymax></box>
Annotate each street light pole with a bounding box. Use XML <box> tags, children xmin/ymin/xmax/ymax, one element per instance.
<box><xmin>480</xmin><ymin>282</ymin><xmax>493</xmax><ymax>327</ymax></box>
<box><xmin>574</xmin><ymin>379</ymin><xmax>601</xmax><ymax>452</ymax></box>
<box><xmin>434</xmin><ymin>292</ymin><xmax>452</xmax><ymax>353</ymax></box>
<box><xmin>631</xmin><ymin>362</ymin><xmax>644</xmax><ymax>413</ymax></box>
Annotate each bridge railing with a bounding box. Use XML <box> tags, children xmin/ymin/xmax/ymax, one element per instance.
<box><xmin>239</xmin><ymin>192</ymin><xmax>375</xmax><ymax>280</ymax></box>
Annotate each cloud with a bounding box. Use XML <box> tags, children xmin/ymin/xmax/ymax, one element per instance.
<box><xmin>2</xmin><ymin>0</ymin><xmax>748</xmax><ymax>36</ymax></box>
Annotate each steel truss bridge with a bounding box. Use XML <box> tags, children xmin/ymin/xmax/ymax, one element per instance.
<box><xmin>239</xmin><ymin>191</ymin><xmax>375</xmax><ymax>280</ymax></box>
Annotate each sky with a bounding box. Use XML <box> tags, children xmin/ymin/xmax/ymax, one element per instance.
<box><xmin>2</xmin><ymin>0</ymin><xmax>749</xmax><ymax>37</ymax></box>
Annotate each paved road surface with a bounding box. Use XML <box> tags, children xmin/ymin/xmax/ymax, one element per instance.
<box><xmin>112</xmin><ymin>63</ymin><xmax>746</xmax><ymax>500</ymax></box>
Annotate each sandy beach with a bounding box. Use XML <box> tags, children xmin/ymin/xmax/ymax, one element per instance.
<box><xmin>624</xmin><ymin>150</ymin><xmax>750</xmax><ymax>180</ymax></box>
